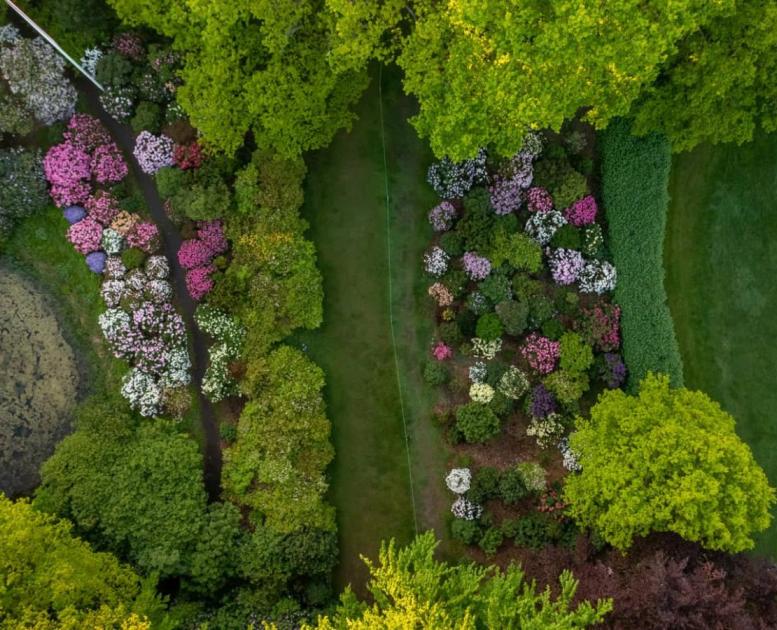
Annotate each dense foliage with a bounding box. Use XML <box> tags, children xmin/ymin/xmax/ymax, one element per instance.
<box><xmin>297</xmin><ymin>532</ymin><xmax>612</xmax><ymax>628</ymax></box>
<box><xmin>105</xmin><ymin>0</ymin><xmax>368</xmax><ymax>156</ymax></box>
<box><xmin>564</xmin><ymin>374</ymin><xmax>775</xmax><ymax>552</ymax></box>
<box><xmin>329</xmin><ymin>1</ymin><xmax>777</xmax><ymax>158</ymax></box>
<box><xmin>600</xmin><ymin>119</ymin><xmax>683</xmax><ymax>389</ymax></box>
<box><xmin>0</xmin><ymin>494</ymin><xmax>163</xmax><ymax>628</ymax></box>
<box><xmin>0</xmin><ymin>148</ymin><xmax>48</xmax><ymax>236</ymax></box>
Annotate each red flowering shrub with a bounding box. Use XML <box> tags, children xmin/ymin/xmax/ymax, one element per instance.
<box><xmin>173</xmin><ymin>142</ymin><xmax>203</xmax><ymax>170</ymax></box>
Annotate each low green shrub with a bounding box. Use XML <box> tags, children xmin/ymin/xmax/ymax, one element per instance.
<box><xmin>121</xmin><ymin>247</ymin><xmax>146</xmax><ymax>270</ymax></box>
<box><xmin>600</xmin><ymin>118</ymin><xmax>683</xmax><ymax>389</ymax></box>
<box><xmin>475</xmin><ymin>312</ymin><xmax>503</xmax><ymax>341</ymax></box>
<box><xmin>478</xmin><ymin>527</ymin><xmax>504</xmax><ymax>556</ymax></box>
<box><xmin>450</xmin><ymin>519</ymin><xmax>481</xmax><ymax>545</ymax></box>
<box><xmin>455</xmin><ymin>403</ymin><xmax>501</xmax><ymax>443</ymax></box>
<box><xmin>507</xmin><ymin>514</ymin><xmax>551</xmax><ymax>550</ymax></box>
<box><xmin>423</xmin><ymin>361</ymin><xmax>449</xmax><ymax>386</ymax></box>
<box><xmin>495</xmin><ymin>300</ymin><xmax>528</xmax><ymax>336</ymax></box>
<box><xmin>468</xmin><ymin>466</ymin><xmax>501</xmax><ymax>504</ymax></box>
<box><xmin>498</xmin><ymin>469</ymin><xmax>528</xmax><ymax>504</ymax></box>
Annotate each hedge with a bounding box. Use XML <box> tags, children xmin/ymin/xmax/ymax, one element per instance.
<box><xmin>600</xmin><ymin>118</ymin><xmax>683</xmax><ymax>390</ymax></box>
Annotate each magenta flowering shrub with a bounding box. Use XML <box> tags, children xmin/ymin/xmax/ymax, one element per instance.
<box><xmin>178</xmin><ymin>238</ymin><xmax>212</xmax><ymax>269</ymax></box>
<box><xmin>63</xmin><ymin>114</ymin><xmax>111</xmax><ymax>152</ymax></box>
<box><xmin>50</xmin><ymin>180</ymin><xmax>91</xmax><ymax>207</ymax></box>
<box><xmin>67</xmin><ymin>216</ymin><xmax>103</xmax><ymax>254</ymax></box>
<box><xmin>521</xmin><ymin>333</ymin><xmax>560</xmax><ymax>374</ymax></box>
<box><xmin>526</xmin><ymin>187</ymin><xmax>554</xmax><ymax>213</ymax></box>
<box><xmin>186</xmin><ymin>265</ymin><xmax>215</xmax><ymax>301</ymax></box>
<box><xmin>113</xmin><ymin>32</ymin><xmax>144</xmax><ymax>60</ymax></box>
<box><xmin>91</xmin><ymin>142</ymin><xmax>128</xmax><ymax>183</ymax></box>
<box><xmin>565</xmin><ymin>195</ymin><xmax>597</xmax><ymax>226</ymax></box>
<box><xmin>549</xmin><ymin>248</ymin><xmax>585</xmax><ymax>285</ymax></box>
<box><xmin>85</xmin><ymin>191</ymin><xmax>120</xmax><ymax>226</ymax></box>
<box><xmin>461</xmin><ymin>251</ymin><xmax>491</xmax><ymax>280</ymax></box>
<box><xmin>126</xmin><ymin>221</ymin><xmax>160</xmax><ymax>253</ymax></box>
<box><xmin>428</xmin><ymin>201</ymin><xmax>457</xmax><ymax>231</ymax></box>
<box><xmin>197</xmin><ymin>220</ymin><xmax>228</xmax><ymax>256</ymax></box>
<box><xmin>43</xmin><ymin>142</ymin><xmax>90</xmax><ymax>186</ymax></box>
<box><xmin>432</xmin><ymin>341</ymin><xmax>453</xmax><ymax>361</ymax></box>
<box><xmin>489</xmin><ymin>176</ymin><xmax>523</xmax><ymax>215</ymax></box>
<box><xmin>133</xmin><ymin>131</ymin><xmax>174</xmax><ymax>174</ymax></box>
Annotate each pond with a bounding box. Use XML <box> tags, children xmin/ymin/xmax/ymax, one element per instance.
<box><xmin>0</xmin><ymin>265</ymin><xmax>78</xmax><ymax>497</ymax></box>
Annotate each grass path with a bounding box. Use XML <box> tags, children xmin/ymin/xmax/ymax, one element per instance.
<box><xmin>665</xmin><ymin>131</ymin><xmax>777</xmax><ymax>556</ymax></box>
<box><xmin>298</xmin><ymin>66</ymin><xmax>451</xmax><ymax>592</ymax></box>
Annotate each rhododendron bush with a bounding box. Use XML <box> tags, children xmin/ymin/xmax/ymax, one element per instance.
<box><xmin>420</xmin><ymin>132</ymin><xmax>626</xmax><ymax>550</ymax></box>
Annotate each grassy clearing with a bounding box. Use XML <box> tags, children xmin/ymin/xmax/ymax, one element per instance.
<box><xmin>664</xmin><ymin>131</ymin><xmax>777</xmax><ymax>556</ymax></box>
<box><xmin>297</xmin><ymin>66</ymin><xmax>451</xmax><ymax>592</ymax></box>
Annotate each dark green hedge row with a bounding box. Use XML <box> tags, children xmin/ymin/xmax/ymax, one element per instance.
<box><xmin>600</xmin><ymin>118</ymin><xmax>684</xmax><ymax>390</ymax></box>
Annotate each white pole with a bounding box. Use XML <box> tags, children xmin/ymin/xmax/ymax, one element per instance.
<box><xmin>4</xmin><ymin>0</ymin><xmax>104</xmax><ymax>91</ymax></box>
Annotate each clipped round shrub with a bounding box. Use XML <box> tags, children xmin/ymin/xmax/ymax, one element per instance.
<box><xmin>478</xmin><ymin>273</ymin><xmax>512</xmax><ymax>304</ymax></box>
<box><xmin>559</xmin><ymin>332</ymin><xmax>594</xmax><ymax>373</ymax></box>
<box><xmin>479</xmin><ymin>527</ymin><xmax>504</xmax><ymax>556</ymax></box>
<box><xmin>450</xmin><ymin>518</ymin><xmax>481</xmax><ymax>545</ymax></box>
<box><xmin>476</xmin><ymin>312</ymin><xmax>503</xmax><ymax>341</ymax></box>
<box><xmin>499</xmin><ymin>469</ymin><xmax>528</xmax><ymax>504</ymax></box>
<box><xmin>130</xmin><ymin>100</ymin><xmax>162</xmax><ymax>134</ymax></box>
<box><xmin>550</xmin><ymin>223</ymin><xmax>582</xmax><ymax>250</ymax></box>
<box><xmin>439</xmin><ymin>231</ymin><xmax>464</xmax><ymax>256</ymax></box>
<box><xmin>541</xmin><ymin>318</ymin><xmax>565</xmax><ymax>341</ymax></box>
<box><xmin>85</xmin><ymin>251</ymin><xmax>106</xmax><ymax>273</ymax></box>
<box><xmin>62</xmin><ymin>205</ymin><xmax>86</xmax><ymax>224</ymax></box>
<box><xmin>456</xmin><ymin>402</ymin><xmax>501</xmax><ymax>444</ymax></box>
<box><xmin>516</xmin><ymin>462</ymin><xmax>547</xmax><ymax>494</ymax></box>
<box><xmin>468</xmin><ymin>466</ymin><xmax>500</xmax><ymax>504</ymax></box>
<box><xmin>507</xmin><ymin>514</ymin><xmax>551</xmax><ymax>549</ymax></box>
<box><xmin>495</xmin><ymin>299</ymin><xmax>528</xmax><ymax>336</ymax></box>
<box><xmin>121</xmin><ymin>246</ymin><xmax>146</xmax><ymax>270</ymax></box>
<box><xmin>438</xmin><ymin>321</ymin><xmax>463</xmax><ymax>347</ymax></box>
<box><xmin>423</xmin><ymin>360</ymin><xmax>449</xmax><ymax>386</ymax></box>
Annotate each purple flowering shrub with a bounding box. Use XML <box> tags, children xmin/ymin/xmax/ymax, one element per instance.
<box><xmin>133</xmin><ymin>131</ymin><xmax>174</xmax><ymax>174</ymax></box>
<box><xmin>461</xmin><ymin>251</ymin><xmax>491</xmax><ymax>280</ymax></box>
<box><xmin>529</xmin><ymin>384</ymin><xmax>557</xmax><ymax>418</ymax></box>
<box><xmin>489</xmin><ymin>176</ymin><xmax>523</xmax><ymax>215</ymax></box>
<box><xmin>428</xmin><ymin>201</ymin><xmax>457</xmax><ymax>231</ymax></box>
<box><xmin>63</xmin><ymin>114</ymin><xmax>111</xmax><ymax>152</ymax></box>
<box><xmin>549</xmin><ymin>248</ymin><xmax>585</xmax><ymax>285</ymax></box>
<box><xmin>521</xmin><ymin>333</ymin><xmax>560</xmax><ymax>374</ymax></box>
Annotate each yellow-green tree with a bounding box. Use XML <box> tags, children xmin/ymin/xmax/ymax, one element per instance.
<box><xmin>0</xmin><ymin>495</ymin><xmax>160</xmax><ymax>628</ymax></box>
<box><xmin>107</xmin><ymin>0</ymin><xmax>368</xmax><ymax>156</ymax></box>
<box><xmin>296</xmin><ymin>532</ymin><xmax>611</xmax><ymax>629</ymax></box>
<box><xmin>564</xmin><ymin>373</ymin><xmax>775</xmax><ymax>552</ymax></box>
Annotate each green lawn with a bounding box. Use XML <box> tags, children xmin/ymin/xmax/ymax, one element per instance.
<box><xmin>664</xmin><ymin>131</ymin><xmax>777</xmax><ymax>556</ymax></box>
<box><xmin>298</xmin><ymin>66</ymin><xmax>452</xmax><ymax>593</ymax></box>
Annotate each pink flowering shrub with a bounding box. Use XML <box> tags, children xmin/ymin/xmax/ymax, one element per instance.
<box><xmin>461</xmin><ymin>251</ymin><xmax>491</xmax><ymax>280</ymax></box>
<box><xmin>43</xmin><ymin>142</ymin><xmax>90</xmax><ymax>186</ymax></box>
<box><xmin>432</xmin><ymin>341</ymin><xmax>453</xmax><ymax>361</ymax></box>
<box><xmin>50</xmin><ymin>180</ymin><xmax>90</xmax><ymax>207</ymax></box>
<box><xmin>126</xmin><ymin>221</ymin><xmax>160</xmax><ymax>253</ymax></box>
<box><xmin>549</xmin><ymin>248</ymin><xmax>585</xmax><ymax>285</ymax></box>
<box><xmin>113</xmin><ymin>32</ymin><xmax>144</xmax><ymax>60</ymax></box>
<box><xmin>85</xmin><ymin>191</ymin><xmax>120</xmax><ymax>226</ymax></box>
<box><xmin>63</xmin><ymin>114</ymin><xmax>111</xmax><ymax>152</ymax></box>
<box><xmin>582</xmin><ymin>303</ymin><xmax>621</xmax><ymax>352</ymax></box>
<box><xmin>186</xmin><ymin>265</ymin><xmax>215</xmax><ymax>301</ymax></box>
<box><xmin>564</xmin><ymin>195</ymin><xmax>597</xmax><ymax>226</ymax></box>
<box><xmin>133</xmin><ymin>131</ymin><xmax>174</xmax><ymax>174</ymax></box>
<box><xmin>489</xmin><ymin>176</ymin><xmax>523</xmax><ymax>215</ymax></box>
<box><xmin>521</xmin><ymin>333</ymin><xmax>560</xmax><ymax>374</ymax></box>
<box><xmin>197</xmin><ymin>220</ymin><xmax>228</xmax><ymax>256</ymax></box>
<box><xmin>67</xmin><ymin>216</ymin><xmax>103</xmax><ymax>254</ymax></box>
<box><xmin>91</xmin><ymin>142</ymin><xmax>128</xmax><ymax>183</ymax></box>
<box><xmin>178</xmin><ymin>238</ymin><xmax>212</xmax><ymax>269</ymax></box>
<box><xmin>526</xmin><ymin>187</ymin><xmax>553</xmax><ymax>213</ymax></box>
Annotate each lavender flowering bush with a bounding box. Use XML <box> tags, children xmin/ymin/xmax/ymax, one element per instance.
<box><xmin>133</xmin><ymin>131</ymin><xmax>174</xmax><ymax>174</ymax></box>
<box><xmin>549</xmin><ymin>248</ymin><xmax>585</xmax><ymax>285</ymax></box>
<box><xmin>424</xmin><ymin>246</ymin><xmax>449</xmax><ymax>276</ymax></box>
<box><xmin>428</xmin><ymin>201</ymin><xmax>457</xmax><ymax>231</ymax></box>
<box><xmin>461</xmin><ymin>251</ymin><xmax>491</xmax><ymax>280</ymax></box>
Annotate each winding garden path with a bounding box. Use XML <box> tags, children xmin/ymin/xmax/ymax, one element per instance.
<box><xmin>79</xmin><ymin>81</ymin><xmax>222</xmax><ymax>500</ymax></box>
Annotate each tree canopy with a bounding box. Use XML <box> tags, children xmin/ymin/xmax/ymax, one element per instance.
<box><xmin>564</xmin><ymin>373</ymin><xmax>775</xmax><ymax>552</ymax></box>
<box><xmin>0</xmin><ymin>494</ymin><xmax>161</xmax><ymax>629</ymax></box>
<box><xmin>106</xmin><ymin>0</ymin><xmax>368</xmax><ymax>156</ymax></box>
<box><xmin>297</xmin><ymin>531</ymin><xmax>611</xmax><ymax>629</ymax></box>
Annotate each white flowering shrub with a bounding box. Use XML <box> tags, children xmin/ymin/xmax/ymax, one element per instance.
<box><xmin>578</xmin><ymin>260</ymin><xmax>617</xmax><ymax>294</ymax></box>
<box><xmin>526</xmin><ymin>413</ymin><xmax>565</xmax><ymax>449</ymax></box>
<box><xmin>427</xmin><ymin>148</ymin><xmax>488</xmax><ymax>199</ymax></box>
<box><xmin>121</xmin><ymin>368</ymin><xmax>163</xmax><ymax>417</ymax></box>
<box><xmin>498</xmin><ymin>366</ymin><xmax>529</xmax><ymax>400</ymax></box>
<box><xmin>145</xmin><ymin>255</ymin><xmax>169</xmax><ymax>279</ymax></box>
<box><xmin>160</xmin><ymin>345</ymin><xmax>191</xmax><ymax>388</ymax></box>
<box><xmin>558</xmin><ymin>436</ymin><xmax>582</xmax><ymax>472</ymax></box>
<box><xmin>80</xmin><ymin>47</ymin><xmax>103</xmax><ymax>77</ymax></box>
<box><xmin>451</xmin><ymin>496</ymin><xmax>483</xmax><ymax>520</ymax></box>
<box><xmin>472</xmin><ymin>337</ymin><xmax>502</xmax><ymax>360</ymax></box>
<box><xmin>516</xmin><ymin>461</ymin><xmax>547</xmax><ymax>493</ymax></box>
<box><xmin>195</xmin><ymin>305</ymin><xmax>245</xmax><ymax>402</ymax></box>
<box><xmin>100</xmin><ymin>279</ymin><xmax>125</xmax><ymax>308</ymax></box>
<box><xmin>101</xmin><ymin>228</ymin><xmax>124</xmax><ymax>255</ymax></box>
<box><xmin>104</xmin><ymin>256</ymin><xmax>126</xmax><ymax>279</ymax></box>
<box><xmin>524</xmin><ymin>209</ymin><xmax>567</xmax><ymax>245</ymax></box>
<box><xmin>0</xmin><ymin>36</ymin><xmax>76</xmax><ymax>125</ymax></box>
<box><xmin>468</xmin><ymin>361</ymin><xmax>487</xmax><ymax>383</ymax></box>
<box><xmin>469</xmin><ymin>382</ymin><xmax>495</xmax><ymax>403</ymax></box>
<box><xmin>423</xmin><ymin>246</ymin><xmax>449</xmax><ymax>276</ymax></box>
<box><xmin>144</xmin><ymin>278</ymin><xmax>173</xmax><ymax>304</ymax></box>
<box><xmin>0</xmin><ymin>24</ymin><xmax>20</xmax><ymax>45</ymax></box>
<box><xmin>445</xmin><ymin>468</ymin><xmax>472</xmax><ymax>494</ymax></box>
<box><xmin>100</xmin><ymin>86</ymin><xmax>134</xmax><ymax>121</ymax></box>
